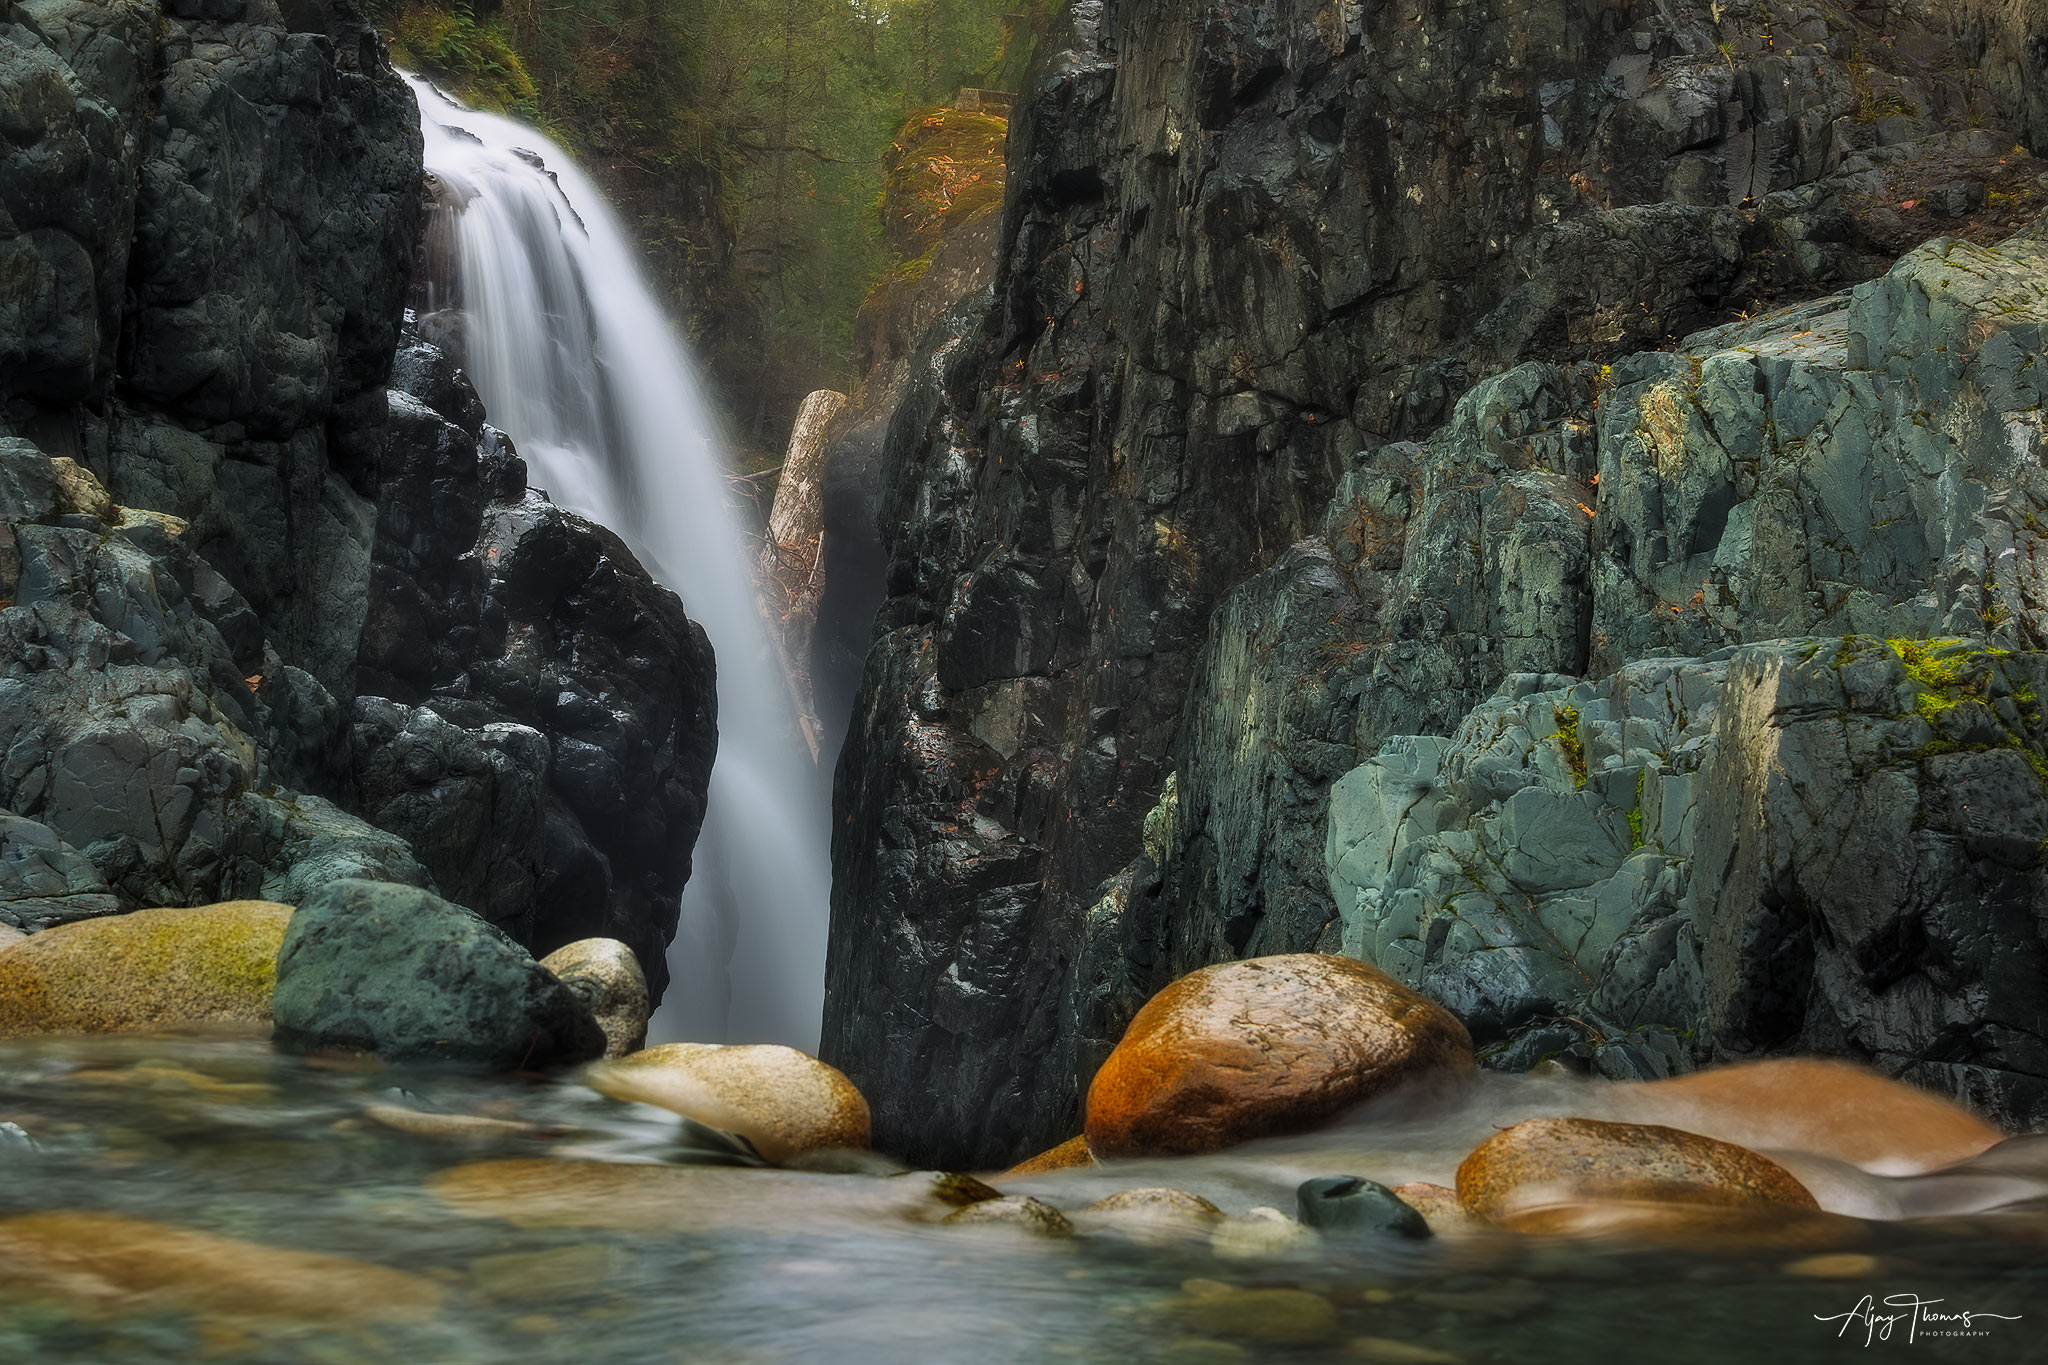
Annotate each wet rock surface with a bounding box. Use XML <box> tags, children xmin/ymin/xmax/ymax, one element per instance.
<box><xmin>1456</xmin><ymin>1116</ymin><xmax>1821</xmax><ymax>1224</ymax></box>
<box><xmin>271</xmin><ymin>878</ymin><xmax>606</xmax><ymax>1070</ymax></box>
<box><xmin>582</xmin><ymin>1042</ymin><xmax>871</xmax><ymax>1162</ymax></box>
<box><xmin>1327</xmin><ymin>637</ymin><xmax>2048</xmax><ymax>1128</ymax></box>
<box><xmin>1084</xmin><ymin>955</ymin><xmax>1473</xmax><ymax>1157</ymax></box>
<box><xmin>0</xmin><ymin>6</ymin><xmax>715</xmax><ymax>1008</ymax></box>
<box><xmin>355</xmin><ymin>329</ymin><xmax>717</xmax><ymax>999</ymax></box>
<box><xmin>823</xmin><ymin>0</ymin><xmax>2048</xmax><ymax>1166</ymax></box>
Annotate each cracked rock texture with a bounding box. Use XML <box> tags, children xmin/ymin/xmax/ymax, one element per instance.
<box><xmin>825</xmin><ymin>0</ymin><xmax>2048</xmax><ymax>1165</ymax></box>
<box><xmin>0</xmin><ymin>1</ymin><xmax>715</xmax><ymax>990</ymax></box>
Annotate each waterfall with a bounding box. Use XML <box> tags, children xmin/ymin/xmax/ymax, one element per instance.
<box><xmin>403</xmin><ymin>76</ymin><xmax>831</xmax><ymax>1051</ymax></box>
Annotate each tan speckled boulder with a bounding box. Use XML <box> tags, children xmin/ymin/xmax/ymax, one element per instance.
<box><xmin>1085</xmin><ymin>955</ymin><xmax>1473</xmax><ymax>1157</ymax></box>
<box><xmin>1456</xmin><ymin>1117</ymin><xmax>1819</xmax><ymax>1226</ymax></box>
<box><xmin>0</xmin><ymin>902</ymin><xmax>293</xmax><ymax>1039</ymax></box>
<box><xmin>583</xmin><ymin>1043</ymin><xmax>870</xmax><ymax>1161</ymax></box>
<box><xmin>540</xmin><ymin>938</ymin><xmax>649</xmax><ymax>1057</ymax></box>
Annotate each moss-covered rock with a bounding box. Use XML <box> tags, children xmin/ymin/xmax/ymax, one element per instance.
<box><xmin>0</xmin><ymin>902</ymin><xmax>293</xmax><ymax>1039</ymax></box>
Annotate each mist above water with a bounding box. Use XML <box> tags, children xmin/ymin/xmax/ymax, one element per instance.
<box><xmin>404</xmin><ymin>76</ymin><xmax>830</xmax><ymax>1050</ymax></box>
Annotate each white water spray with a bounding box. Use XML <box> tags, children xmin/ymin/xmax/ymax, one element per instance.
<box><xmin>403</xmin><ymin>76</ymin><xmax>830</xmax><ymax>1050</ymax></box>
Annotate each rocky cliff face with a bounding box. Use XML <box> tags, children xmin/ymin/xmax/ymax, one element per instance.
<box><xmin>359</xmin><ymin>332</ymin><xmax>716</xmax><ymax>998</ymax></box>
<box><xmin>825</xmin><ymin>0</ymin><xmax>2048</xmax><ymax>1166</ymax></box>
<box><xmin>0</xmin><ymin>0</ymin><xmax>715</xmax><ymax>990</ymax></box>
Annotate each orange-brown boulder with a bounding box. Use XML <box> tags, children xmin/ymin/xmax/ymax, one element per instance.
<box><xmin>1000</xmin><ymin>1133</ymin><xmax>1096</xmax><ymax>1178</ymax></box>
<box><xmin>1085</xmin><ymin>954</ymin><xmax>1473</xmax><ymax>1157</ymax></box>
<box><xmin>1456</xmin><ymin>1117</ymin><xmax>1819</xmax><ymax>1226</ymax></box>
<box><xmin>1614</xmin><ymin>1058</ymin><xmax>2003</xmax><ymax>1175</ymax></box>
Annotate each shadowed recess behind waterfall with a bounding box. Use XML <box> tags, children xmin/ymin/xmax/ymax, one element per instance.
<box><xmin>404</xmin><ymin>75</ymin><xmax>830</xmax><ymax>1050</ymax></box>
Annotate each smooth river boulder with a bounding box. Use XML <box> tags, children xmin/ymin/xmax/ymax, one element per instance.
<box><xmin>540</xmin><ymin>938</ymin><xmax>650</xmax><ymax>1058</ymax></box>
<box><xmin>1456</xmin><ymin>1117</ymin><xmax>1820</xmax><ymax>1227</ymax></box>
<box><xmin>583</xmin><ymin>1043</ymin><xmax>871</xmax><ymax>1161</ymax></box>
<box><xmin>0</xmin><ymin>903</ymin><xmax>292</xmax><ymax>1038</ymax></box>
<box><xmin>1084</xmin><ymin>955</ymin><xmax>1473</xmax><ymax>1157</ymax></box>
<box><xmin>271</xmin><ymin>879</ymin><xmax>604</xmax><ymax>1069</ymax></box>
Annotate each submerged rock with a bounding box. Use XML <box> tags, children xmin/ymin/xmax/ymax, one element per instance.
<box><xmin>1455</xmin><ymin>1117</ymin><xmax>1820</xmax><ymax>1226</ymax></box>
<box><xmin>430</xmin><ymin>1158</ymin><xmax>955</xmax><ymax>1234</ymax></box>
<box><xmin>1078</xmin><ymin>1187</ymin><xmax>1221</xmax><ymax>1246</ymax></box>
<box><xmin>1000</xmin><ymin>1133</ymin><xmax>1096</xmax><ymax>1179</ymax></box>
<box><xmin>1388</xmin><ymin>1183</ymin><xmax>1479</xmax><ymax>1237</ymax></box>
<box><xmin>0</xmin><ymin>1211</ymin><xmax>444</xmax><ymax>1323</ymax></box>
<box><xmin>583</xmin><ymin>1042</ymin><xmax>870</xmax><ymax>1162</ymax></box>
<box><xmin>0</xmin><ymin>902</ymin><xmax>292</xmax><ymax>1038</ymax></box>
<box><xmin>1208</xmin><ymin>1207</ymin><xmax>1321</xmax><ymax>1262</ymax></box>
<box><xmin>271</xmin><ymin>879</ymin><xmax>604</xmax><ymax>1070</ymax></box>
<box><xmin>941</xmin><ymin>1194</ymin><xmax>1074</xmax><ymax>1236</ymax></box>
<box><xmin>1085</xmin><ymin>955</ymin><xmax>1472</xmax><ymax>1157</ymax></box>
<box><xmin>540</xmin><ymin>938</ymin><xmax>650</xmax><ymax>1058</ymax></box>
<box><xmin>1160</xmin><ymin>1289</ymin><xmax>1339</xmax><ymax>1344</ymax></box>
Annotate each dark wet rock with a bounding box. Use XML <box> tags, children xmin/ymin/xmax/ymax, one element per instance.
<box><xmin>0</xmin><ymin>1</ymin><xmax>441</xmax><ymax>924</ymax></box>
<box><xmin>0</xmin><ymin>5</ymin><xmax>713</xmax><ymax>1006</ymax></box>
<box><xmin>0</xmin><ymin>811</ymin><xmax>121</xmax><ymax>930</ymax></box>
<box><xmin>272</xmin><ymin>877</ymin><xmax>606</xmax><ymax>1070</ymax></box>
<box><xmin>1953</xmin><ymin>0</ymin><xmax>2048</xmax><ymax>152</ymax></box>
<box><xmin>1296</xmin><ymin>1176</ymin><xmax>1431</xmax><ymax>1241</ymax></box>
<box><xmin>355</xmin><ymin>331</ymin><xmax>717</xmax><ymax>998</ymax></box>
<box><xmin>822</xmin><ymin>0</ymin><xmax>2047</xmax><ymax>1167</ymax></box>
<box><xmin>0</xmin><ymin>438</ymin><xmax>430</xmax><ymax>911</ymax></box>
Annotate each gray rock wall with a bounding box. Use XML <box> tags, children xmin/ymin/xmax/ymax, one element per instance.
<box><xmin>1326</xmin><ymin>637</ymin><xmax>2048</xmax><ymax>1130</ymax></box>
<box><xmin>0</xmin><ymin>2</ymin><xmax>717</xmax><ymax>991</ymax></box>
<box><xmin>826</xmin><ymin>0</ymin><xmax>2048</xmax><ymax>1166</ymax></box>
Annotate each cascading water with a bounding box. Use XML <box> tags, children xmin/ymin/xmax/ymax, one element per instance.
<box><xmin>403</xmin><ymin>76</ymin><xmax>830</xmax><ymax>1050</ymax></box>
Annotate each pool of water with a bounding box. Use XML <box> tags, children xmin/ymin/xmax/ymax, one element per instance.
<box><xmin>0</xmin><ymin>1037</ymin><xmax>2040</xmax><ymax>1363</ymax></box>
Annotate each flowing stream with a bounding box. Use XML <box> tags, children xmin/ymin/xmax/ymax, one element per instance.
<box><xmin>0</xmin><ymin>1038</ymin><xmax>2043</xmax><ymax>1363</ymax></box>
<box><xmin>403</xmin><ymin>77</ymin><xmax>830</xmax><ymax>1050</ymax></box>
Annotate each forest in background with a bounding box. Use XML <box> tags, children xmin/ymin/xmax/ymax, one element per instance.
<box><xmin>367</xmin><ymin>0</ymin><xmax>1049</xmax><ymax>459</ymax></box>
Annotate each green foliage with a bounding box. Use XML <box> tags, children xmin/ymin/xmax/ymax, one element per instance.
<box><xmin>376</xmin><ymin>0</ymin><xmax>1035</xmax><ymax>451</ymax></box>
<box><xmin>1549</xmin><ymin>705</ymin><xmax>1588</xmax><ymax>787</ymax></box>
<box><xmin>377</xmin><ymin>1</ymin><xmax>536</xmax><ymax>113</ymax></box>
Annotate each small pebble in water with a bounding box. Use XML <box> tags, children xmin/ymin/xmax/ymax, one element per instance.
<box><xmin>0</xmin><ymin>1120</ymin><xmax>37</xmax><ymax>1150</ymax></box>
